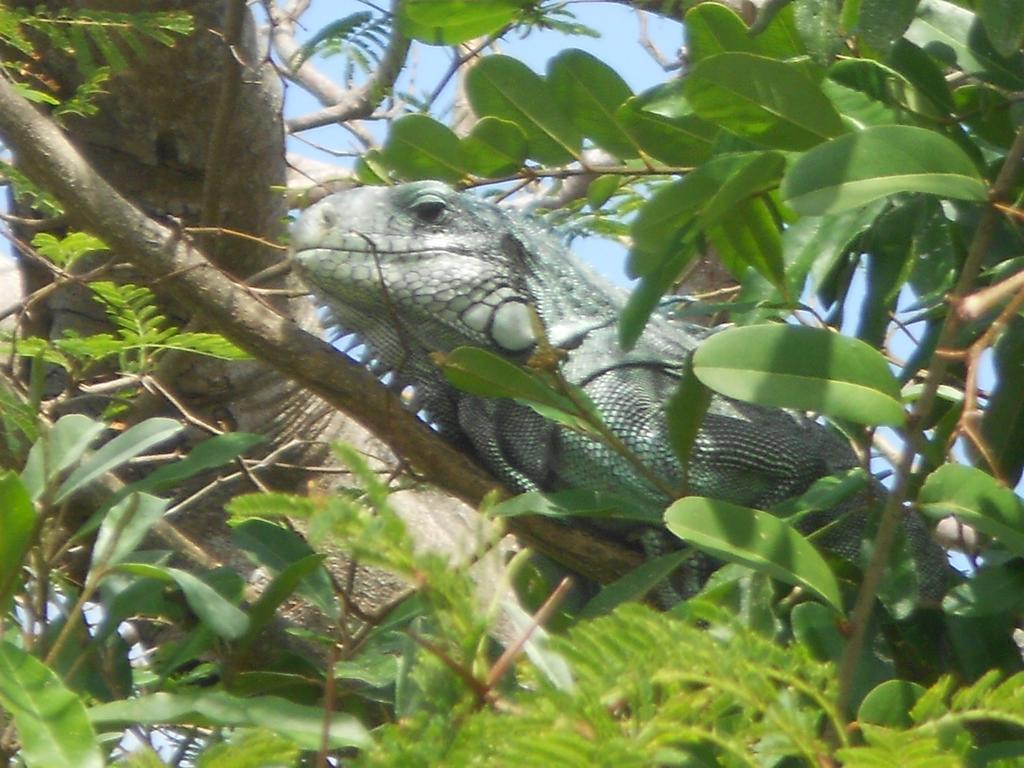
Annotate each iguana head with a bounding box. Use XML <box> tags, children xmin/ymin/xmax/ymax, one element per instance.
<box><xmin>291</xmin><ymin>181</ymin><xmax>617</xmax><ymax>367</ymax></box>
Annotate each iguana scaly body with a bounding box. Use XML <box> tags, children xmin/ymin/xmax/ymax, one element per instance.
<box><xmin>291</xmin><ymin>180</ymin><xmax>943</xmax><ymax>597</ymax></box>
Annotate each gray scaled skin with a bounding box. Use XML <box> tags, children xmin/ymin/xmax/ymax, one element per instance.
<box><xmin>291</xmin><ymin>181</ymin><xmax>942</xmax><ymax>597</ymax></box>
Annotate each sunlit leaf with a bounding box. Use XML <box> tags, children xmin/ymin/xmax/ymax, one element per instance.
<box><xmin>89</xmin><ymin>690</ymin><xmax>370</xmax><ymax>751</ymax></box>
<box><xmin>458</xmin><ymin>117</ymin><xmax>527</xmax><ymax>177</ymax></box>
<box><xmin>782</xmin><ymin>125</ymin><xmax>987</xmax><ymax>215</ymax></box>
<box><xmin>685</xmin><ymin>53</ymin><xmax>845</xmax><ymax>150</ymax></box>
<box><xmin>692</xmin><ymin>325</ymin><xmax>905</xmax><ymax>425</ymax></box>
<box><xmin>466</xmin><ymin>55</ymin><xmax>581</xmax><ymax>164</ymax></box>
<box><xmin>919</xmin><ymin>464</ymin><xmax>1024</xmax><ymax>557</ymax></box>
<box><xmin>665</xmin><ymin>497</ymin><xmax>843</xmax><ymax>610</ymax></box>
<box><xmin>548</xmin><ymin>48</ymin><xmax>637</xmax><ymax>159</ymax></box>
<box><xmin>0</xmin><ymin>642</ymin><xmax>103</xmax><ymax>768</ymax></box>
<box><xmin>0</xmin><ymin>471</ymin><xmax>35</xmax><ymax>611</ymax></box>
<box><xmin>382</xmin><ymin>113</ymin><xmax>465</xmax><ymax>182</ymax></box>
<box><xmin>20</xmin><ymin>414</ymin><xmax>106</xmax><ymax>500</ymax></box>
<box><xmin>399</xmin><ymin>0</ymin><xmax>524</xmax><ymax>44</ymax></box>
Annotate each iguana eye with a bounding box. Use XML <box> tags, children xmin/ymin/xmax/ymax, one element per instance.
<box><xmin>411</xmin><ymin>196</ymin><xmax>448</xmax><ymax>224</ymax></box>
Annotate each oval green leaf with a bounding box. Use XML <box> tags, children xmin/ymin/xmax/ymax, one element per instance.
<box><xmin>466</xmin><ymin>55</ymin><xmax>581</xmax><ymax>165</ymax></box>
<box><xmin>458</xmin><ymin>117</ymin><xmax>527</xmax><ymax>177</ymax></box>
<box><xmin>382</xmin><ymin>113</ymin><xmax>464</xmax><ymax>182</ymax></box>
<box><xmin>919</xmin><ymin>463</ymin><xmax>1024</xmax><ymax>557</ymax></box>
<box><xmin>781</xmin><ymin>124</ymin><xmax>988</xmax><ymax>215</ymax></box>
<box><xmin>665</xmin><ymin>496</ymin><xmax>843</xmax><ymax>610</ymax></box>
<box><xmin>858</xmin><ymin>679</ymin><xmax>927</xmax><ymax>727</ymax></box>
<box><xmin>439</xmin><ymin>346</ymin><xmax>597</xmax><ymax>433</ymax></box>
<box><xmin>399</xmin><ymin>0</ymin><xmax>523</xmax><ymax>44</ymax></box>
<box><xmin>0</xmin><ymin>642</ymin><xmax>103</xmax><ymax>768</ymax></box>
<box><xmin>685</xmin><ymin>2</ymin><xmax>757</xmax><ymax>62</ymax></box>
<box><xmin>547</xmin><ymin>48</ymin><xmax>638</xmax><ymax>159</ymax></box>
<box><xmin>0</xmin><ymin>471</ymin><xmax>35</xmax><ymax>610</ymax></box>
<box><xmin>692</xmin><ymin>325</ymin><xmax>905</xmax><ymax>426</ymax></box>
<box><xmin>685</xmin><ymin>53</ymin><xmax>846</xmax><ymax>150</ymax></box>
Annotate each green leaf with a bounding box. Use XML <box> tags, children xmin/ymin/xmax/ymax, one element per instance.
<box><xmin>781</xmin><ymin>125</ymin><xmax>988</xmax><ymax>215</ymax></box>
<box><xmin>693</xmin><ymin>324</ymin><xmax>905</xmax><ymax>425</ymax></box>
<box><xmin>685</xmin><ymin>53</ymin><xmax>845</xmax><ymax>150</ymax></box>
<box><xmin>619</xmin><ymin>240</ymin><xmax>697</xmax><ymax>350</ymax></box>
<box><xmin>793</xmin><ymin>0</ymin><xmax>844</xmax><ymax>62</ymax></box>
<box><xmin>230</xmin><ymin>518</ymin><xmax>338</xmax><ymax>617</ymax></box>
<box><xmin>907</xmin><ymin>0</ymin><xmax>1024</xmax><ymax>89</ymax></box>
<box><xmin>89</xmin><ymin>690</ymin><xmax>370</xmax><ymax>751</ymax></box>
<box><xmin>121</xmin><ymin>431</ymin><xmax>264</xmax><ymax>499</ymax></box>
<box><xmin>685</xmin><ymin>3</ymin><xmax>756</xmax><ymax>62</ymax></box>
<box><xmin>399</xmin><ymin>0</ymin><xmax>524</xmax><ymax>45</ymax></box>
<box><xmin>458</xmin><ymin>117</ymin><xmax>527</xmax><ymax>177</ymax></box>
<box><xmin>236</xmin><ymin>554</ymin><xmax>331</xmax><ymax>651</ymax></box>
<box><xmin>54</xmin><ymin>417</ymin><xmax>183</xmax><ymax>503</ymax></box>
<box><xmin>856</xmin><ymin>0</ymin><xmax>919</xmax><ymax>51</ymax></box>
<box><xmin>707</xmin><ymin>195</ymin><xmax>785</xmax><ymax>289</ymax></box>
<box><xmin>666</xmin><ymin>369</ymin><xmax>712</xmax><ymax>483</ymax></box>
<box><xmin>30</xmin><ymin>231</ymin><xmax>106</xmax><ymax>268</ymax></box>
<box><xmin>489</xmin><ymin>488</ymin><xmax>659</xmax><ymax>523</ymax></box>
<box><xmin>615</xmin><ymin>97</ymin><xmax>716</xmax><ymax>166</ymax></box>
<box><xmin>919</xmin><ymin>464</ymin><xmax>1024</xmax><ymax>558</ymax></box>
<box><xmin>828</xmin><ymin>58</ymin><xmax>944</xmax><ymax>120</ymax></box>
<box><xmin>382</xmin><ymin>113</ymin><xmax>465</xmax><ymax>182</ymax></box>
<box><xmin>0</xmin><ymin>642</ymin><xmax>103</xmax><ymax>768</ymax></box>
<box><xmin>580</xmin><ymin>549</ymin><xmax>693</xmax><ymax>618</ymax></box>
<box><xmin>113</xmin><ymin>563</ymin><xmax>249</xmax><ymax>639</ymax></box>
<box><xmin>90</xmin><ymin>492</ymin><xmax>169</xmax><ymax>572</ymax></box>
<box><xmin>0</xmin><ymin>471</ymin><xmax>36</xmax><ymax>611</ymax></box>
<box><xmin>21</xmin><ymin>413</ymin><xmax>106</xmax><ymax>500</ymax></box>
<box><xmin>665</xmin><ymin>497</ymin><xmax>843</xmax><ymax>610</ymax></box>
<box><xmin>438</xmin><ymin>346</ymin><xmax>595</xmax><ymax>432</ymax></box>
<box><xmin>942</xmin><ymin>563</ymin><xmax>1024</xmax><ymax>617</ymax></box>
<box><xmin>547</xmin><ymin>49</ymin><xmax>637</xmax><ymax>159</ymax></box>
<box><xmin>466</xmin><ymin>55</ymin><xmax>581</xmax><ymax>164</ymax></box>
<box><xmin>630</xmin><ymin>152</ymin><xmax>782</xmax><ymax>276</ymax></box>
<box><xmin>982</xmin><ymin>318</ymin><xmax>1024</xmax><ymax>486</ymax></box>
<box><xmin>586</xmin><ymin>175</ymin><xmax>622</xmax><ymax>209</ymax></box>
<box><xmin>979</xmin><ymin>0</ymin><xmax>1024</xmax><ymax>57</ymax></box>
<box><xmin>858</xmin><ymin>680</ymin><xmax>927</xmax><ymax>727</ymax></box>
<box><xmin>196</xmin><ymin>729</ymin><xmax>300</xmax><ymax>768</ymax></box>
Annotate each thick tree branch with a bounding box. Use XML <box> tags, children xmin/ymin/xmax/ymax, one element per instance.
<box><xmin>0</xmin><ymin>74</ymin><xmax>639</xmax><ymax>583</ymax></box>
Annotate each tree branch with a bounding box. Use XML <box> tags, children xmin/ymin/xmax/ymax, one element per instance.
<box><xmin>0</xmin><ymin>73</ymin><xmax>640</xmax><ymax>583</ymax></box>
<box><xmin>282</xmin><ymin>2</ymin><xmax>411</xmax><ymax>134</ymax></box>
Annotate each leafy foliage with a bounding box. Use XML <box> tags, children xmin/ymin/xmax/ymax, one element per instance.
<box><xmin>0</xmin><ymin>6</ymin><xmax>192</xmax><ymax>117</ymax></box>
<box><xmin>4</xmin><ymin>0</ymin><xmax>1024</xmax><ymax>765</ymax></box>
<box><xmin>290</xmin><ymin>11</ymin><xmax>391</xmax><ymax>74</ymax></box>
<box><xmin>5</xmin><ymin>280</ymin><xmax>249</xmax><ymax>409</ymax></box>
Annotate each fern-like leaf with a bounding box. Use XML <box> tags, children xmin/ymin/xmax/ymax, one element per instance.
<box><xmin>290</xmin><ymin>12</ymin><xmax>390</xmax><ymax>72</ymax></box>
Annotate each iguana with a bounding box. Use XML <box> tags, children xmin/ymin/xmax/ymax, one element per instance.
<box><xmin>290</xmin><ymin>180</ymin><xmax>945</xmax><ymax>599</ymax></box>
